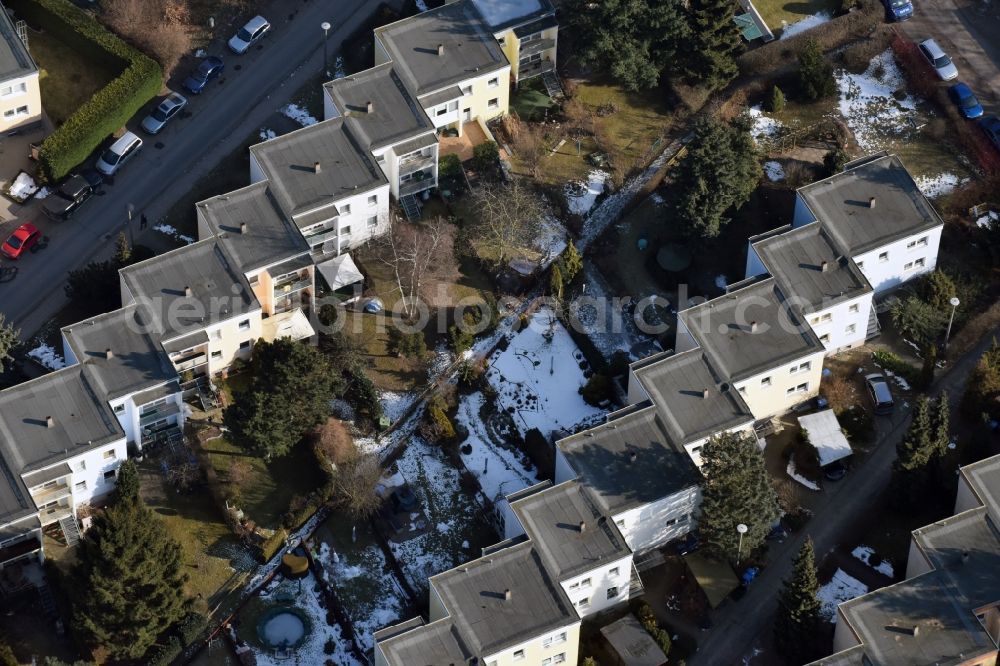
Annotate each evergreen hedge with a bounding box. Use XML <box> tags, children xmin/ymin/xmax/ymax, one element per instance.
<box><xmin>7</xmin><ymin>0</ymin><xmax>162</xmax><ymax>181</ymax></box>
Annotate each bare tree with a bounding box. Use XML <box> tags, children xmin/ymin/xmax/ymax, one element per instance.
<box><xmin>333</xmin><ymin>454</ymin><xmax>384</xmax><ymax>520</ymax></box>
<box><xmin>102</xmin><ymin>0</ymin><xmax>192</xmax><ymax>75</ymax></box>
<box><xmin>466</xmin><ymin>180</ymin><xmax>545</xmax><ymax>269</ymax></box>
<box><xmin>228</xmin><ymin>459</ymin><xmax>253</xmax><ymax>489</ymax></box>
<box><xmin>315</xmin><ymin>418</ymin><xmax>355</xmax><ymax>466</ymax></box>
<box><xmin>510</xmin><ymin>120</ymin><xmax>548</xmax><ymax>178</ymax></box>
<box><xmin>369</xmin><ymin>213</ymin><xmax>458</xmax><ymax>320</ymax></box>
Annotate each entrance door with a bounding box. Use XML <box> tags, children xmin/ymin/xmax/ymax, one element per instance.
<box><xmin>463</xmin><ymin>108</ymin><xmax>471</xmax><ymax>122</ymax></box>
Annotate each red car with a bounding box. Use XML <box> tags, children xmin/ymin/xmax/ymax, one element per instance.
<box><xmin>1</xmin><ymin>223</ymin><xmax>40</xmax><ymax>259</ymax></box>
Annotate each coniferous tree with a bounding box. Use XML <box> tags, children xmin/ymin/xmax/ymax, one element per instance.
<box><xmin>932</xmin><ymin>391</ymin><xmax>951</xmax><ymax>455</ymax></box>
<box><xmin>669</xmin><ymin>115</ymin><xmax>760</xmax><ymax>240</ymax></box>
<box><xmin>0</xmin><ymin>313</ymin><xmax>19</xmax><ymax>374</ymax></box>
<box><xmin>798</xmin><ymin>39</ymin><xmax>837</xmax><ymax>100</ymax></box>
<box><xmin>891</xmin><ymin>396</ymin><xmax>936</xmax><ymax>508</ymax></box>
<box><xmin>550</xmin><ymin>263</ymin><xmax>564</xmax><ymax>300</ymax></box>
<box><xmin>961</xmin><ymin>340</ymin><xmax>1000</xmax><ymax>419</ymax></box>
<box><xmin>115</xmin><ymin>459</ymin><xmax>140</xmax><ymax>503</ymax></box>
<box><xmin>698</xmin><ymin>432</ymin><xmax>780</xmax><ymax>562</ymax></box>
<box><xmin>774</xmin><ymin>538</ymin><xmax>824</xmax><ymax>663</ymax></box>
<box><xmin>0</xmin><ymin>642</ymin><xmax>16</xmax><ymax>666</ymax></box>
<box><xmin>683</xmin><ymin>0</ymin><xmax>742</xmax><ymax>89</ymax></box>
<box><xmin>559</xmin><ymin>242</ymin><xmax>583</xmax><ymax>284</ymax></box>
<box><xmin>72</xmin><ymin>501</ymin><xmax>188</xmax><ymax>660</ymax></box>
<box><xmin>766</xmin><ymin>85</ymin><xmax>786</xmax><ymax>113</ymax></box>
<box><xmin>114</xmin><ymin>231</ymin><xmax>131</xmax><ymax>266</ymax></box>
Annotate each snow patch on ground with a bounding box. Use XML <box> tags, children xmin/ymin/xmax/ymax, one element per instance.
<box><xmin>8</xmin><ymin>172</ymin><xmax>39</xmax><ymax>200</ymax></box>
<box><xmin>565</xmin><ymin>169</ymin><xmax>609</xmax><ymax>216</ymax></box>
<box><xmin>746</xmin><ymin>105</ymin><xmax>785</xmax><ymax>146</ymax></box>
<box><xmin>570</xmin><ymin>264</ymin><xmax>650</xmax><ymax>362</ymax></box>
<box><xmin>787</xmin><ymin>459</ymin><xmax>820</xmax><ymax>491</ymax></box>
<box><xmin>486</xmin><ymin>307</ymin><xmax>606</xmax><ymax>438</ymax></box>
<box><xmin>35</xmin><ymin>186</ymin><xmax>52</xmax><ymax>200</ymax></box>
<box><xmin>780</xmin><ymin>11</ymin><xmax>832</xmax><ymax>40</ymax></box>
<box><xmin>380</xmin><ymin>390</ymin><xmax>417</xmax><ymax>424</ymax></box>
<box><xmin>852</xmin><ymin>545</ymin><xmax>894</xmax><ymax>577</ymax></box>
<box><xmin>281</xmin><ymin>103</ymin><xmax>319</xmax><ymax>127</ymax></box>
<box><xmin>415</xmin><ymin>0</ymin><xmax>429</xmax><ymax>10</ymax></box>
<box><xmin>819</xmin><ymin>569</ymin><xmax>869</xmax><ymax>622</ymax></box>
<box><xmin>334</xmin><ymin>55</ymin><xmax>346</xmax><ymax>79</ymax></box>
<box><xmin>836</xmin><ymin>49</ymin><xmax>917</xmax><ymax>152</ymax></box>
<box><xmin>651</xmin><ymin>191</ymin><xmax>666</xmax><ymax>207</ymax></box>
<box><xmin>536</xmin><ymin>216</ymin><xmax>569</xmax><ymax>268</ymax></box>
<box><xmin>977</xmin><ymin>211</ymin><xmax>999</xmax><ymax>228</ymax></box>
<box><xmin>28</xmin><ymin>343</ymin><xmax>66</xmax><ymax>370</ymax></box>
<box><xmin>764</xmin><ymin>161</ymin><xmax>785</xmax><ymax>182</ymax></box>
<box><xmin>915</xmin><ymin>172</ymin><xmax>966</xmax><ymax>199</ymax></box>
<box><xmin>259</xmin><ymin>128</ymin><xmax>277</xmax><ymax>141</ymax></box>
<box><xmin>715</xmin><ymin>274</ymin><xmax>728</xmax><ymax>291</ymax></box>
<box><xmin>153</xmin><ymin>223</ymin><xmax>195</xmax><ymax>245</ymax></box>
<box><xmin>472</xmin><ymin>0</ymin><xmax>545</xmax><ymax>28</ymax></box>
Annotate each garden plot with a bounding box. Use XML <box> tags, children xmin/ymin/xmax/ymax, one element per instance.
<box><xmin>570</xmin><ymin>264</ymin><xmax>651</xmax><ymax>362</ymax></box>
<box><xmin>836</xmin><ymin>49</ymin><xmax>919</xmax><ymax>153</ymax></box>
<box><xmin>565</xmin><ymin>170</ymin><xmax>609</xmax><ymax>217</ymax></box>
<box><xmin>746</xmin><ymin>105</ymin><xmax>786</xmax><ymax>146</ymax></box>
<box><xmin>819</xmin><ymin>569</ymin><xmax>869</xmax><ymax>622</ymax></box>
<box><xmin>455</xmin><ymin>391</ymin><xmax>540</xmax><ymax>504</ymax></box>
<box><xmin>312</xmin><ymin>538</ymin><xmax>405</xmax><ymax>653</ymax></box>
<box><xmin>486</xmin><ymin>307</ymin><xmax>606</xmax><ymax>438</ymax></box>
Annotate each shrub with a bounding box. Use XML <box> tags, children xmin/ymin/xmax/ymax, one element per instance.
<box><xmin>7</xmin><ymin>0</ymin><xmax>162</xmax><ymax>181</ymax></box>
<box><xmin>449</xmin><ymin>324</ymin><xmax>474</xmax><ymax>355</ymax></box>
<box><xmin>823</xmin><ymin>147</ymin><xmax>849</xmax><ymax>176</ymax></box>
<box><xmin>798</xmin><ymin>39</ymin><xmax>836</xmax><ymax>100</ymax></box>
<box><xmin>427</xmin><ymin>404</ymin><xmax>456</xmax><ymax>442</ymax></box>
<box><xmin>318</xmin><ymin>303</ymin><xmax>339</xmax><ymax>327</ymax></box>
<box><xmin>522</xmin><ymin>428</ymin><xmax>555</xmax><ymax>479</ymax></box>
<box><xmin>439</xmin><ymin>153</ymin><xmax>462</xmax><ymax>180</ymax></box>
<box><xmin>472</xmin><ymin>141</ymin><xmax>500</xmax><ymax>173</ymax></box>
<box><xmin>388</xmin><ymin>328</ymin><xmax>427</xmax><ymax>359</ymax></box>
<box><xmin>261</xmin><ymin>528</ymin><xmax>288</xmax><ymax>562</ymax></box>
<box><xmin>145</xmin><ymin>636</ymin><xmax>182</xmax><ymax>666</ymax></box>
<box><xmin>175</xmin><ymin>611</ymin><xmax>207</xmax><ymax>645</ymax></box>
<box><xmin>872</xmin><ymin>350</ymin><xmax>922</xmax><ymax>389</ymax></box>
<box><xmin>766</xmin><ymin>85</ymin><xmax>786</xmax><ymax>113</ymax></box>
<box><xmin>579</xmin><ymin>374</ymin><xmax>613</xmax><ymax>406</ymax></box>
<box><xmin>457</xmin><ymin>359</ymin><xmax>485</xmax><ymax>392</ymax></box>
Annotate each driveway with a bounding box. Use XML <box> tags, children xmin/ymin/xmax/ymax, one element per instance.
<box><xmin>0</xmin><ymin>0</ymin><xmax>400</xmax><ymax>339</ymax></box>
<box><xmin>901</xmin><ymin>0</ymin><xmax>1000</xmax><ymax>112</ymax></box>
<box><xmin>688</xmin><ymin>329</ymin><xmax>998</xmax><ymax>665</ymax></box>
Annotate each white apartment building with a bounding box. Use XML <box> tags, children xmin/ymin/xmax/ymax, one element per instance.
<box><xmin>0</xmin><ymin>4</ymin><xmax>41</xmax><ymax>133</ymax></box>
<box><xmin>467</xmin><ymin>0</ymin><xmax>559</xmax><ymax>85</ymax></box>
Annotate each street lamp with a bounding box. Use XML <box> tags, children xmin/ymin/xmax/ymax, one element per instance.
<box><xmin>944</xmin><ymin>296</ymin><xmax>960</xmax><ymax>352</ymax></box>
<box><xmin>125</xmin><ymin>203</ymin><xmax>135</xmax><ymax>246</ymax></box>
<box><xmin>736</xmin><ymin>523</ymin><xmax>748</xmax><ymax>568</ymax></box>
<box><xmin>321</xmin><ymin>22</ymin><xmax>332</xmax><ymax>78</ymax></box>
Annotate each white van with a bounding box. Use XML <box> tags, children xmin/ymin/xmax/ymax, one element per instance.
<box><xmin>96</xmin><ymin>131</ymin><xmax>142</xmax><ymax>176</ymax></box>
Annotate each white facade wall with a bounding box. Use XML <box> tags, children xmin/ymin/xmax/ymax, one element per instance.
<box><xmin>0</xmin><ymin>72</ymin><xmax>41</xmax><ymax>133</ymax></box>
<box><xmin>559</xmin><ymin>554</ymin><xmax>632</xmax><ymax>618</ymax></box>
<box><xmin>424</xmin><ymin>99</ymin><xmax>461</xmax><ymax>129</ymax></box>
<box><xmin>792</xmin><ymin>195</ymin><xmax>817</xmax><ymax>228</ymax></box>
<box><xmin>832</xmin><ymin>612</ymin><xmax>862</xmax><ymax>653</ymax></box>
<box><xmin>733</xmin><ymin>350</ymin><xmax>826</xmax><ymax>419</ymax></box>
<box><xmin>683</xmin><ymin>423</ymin><xmax>756</xmax><ymax>469</ymax></box>
<box><xmin>65</xmin><ymin>439</ymin><xmax>128</xmax><ymax>505</ymax></box>
<box><xmin>108</xmin><ymin>389</ymin><xmax>183</xmax><ymax>447</ymax></box>
<box><xmin>674</xmin><ymin>318</ymin><xmax>698</xmax><ymax>354</ymax></box>
<box><xmin>745</xmin><ymin>243</ymin><xmax>768</xmax><ymax>279</ymax></box>
<box><xmin>481</xmin><ymin>622</ymin><xmax>581</xmax><ymax>666</ymax></box>
<box><xmin>612</xmin><ymin>485</ymin><xmax>700</xmax><ymax>554</ymax></box>
<box><xmin>804</xmin><ymin>292</ymin><xmax>874</xmax><ymax>353</ymax></box>
<box><xmin>852</xmin><ymin>226</ymin><xmax>942</xmax><ymax>294</ymax></box>
<box><xmin>954</xmin><ymin>472</ymin><xmax>982</xmax><ymax>515</ymax></box>
<box><xmin>203</xmin><ymin>311</ymin><xmax>264</xmax><ymax>374</ymax></box>
<box><xmin>553</xmin><ymin>448</ymin><xmax>576</xmax><ymax>485</ymax></box>
<box><xmin>905</xmin><ymin>540</ymin><xmax>933</xmax><ymax>579</ymax></box>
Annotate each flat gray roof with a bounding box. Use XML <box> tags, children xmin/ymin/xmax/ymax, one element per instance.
<box><xmin>912</xmin><ymin>507</ymin><xmax>1000</xmax><ymax>610</ymax></box>
<box><xmin>471</xmin><ymin>0</ymin><xmax>554</xmax><ymax>31</ymax></box>
<box><xmin>376</xmin><ymin>619</ymin><xmax>472</xmax><ymax>666</ymax></box>
<box><xmin>0</xmin><ymin>367</ymin><xmax>123</xmax><ymax>523</ymax></box>
<box><xmin>0</xmin><ymin>3</ymin><xmax>37</xmax><ymax>82</ymax></box>
<box><xmin>601</xmin><ymin>615</ymin><xmax>668</xmax><ymax>666</ymax></box>
<box><xmin>392</xmin><ymin>132</ymin><xmax>437</xmax><ymax>157</ymax></box>
<box><xmin>679</xmin><ymin>278</ymin><xmax>823</xmax><ymax>382</ymax></box>
<box><xmin>558</xmin><ymin>404</ymin><xmax>701</xmax><ymax>515</ymax></box>
<box><xmin>418</xmin><ymin>85</ymin><xmax>464</xmax><ymax>109</ymax></box>
<box><xmin>960</xmin><ymin>455</ymin><xmax>1000</xmax><ymax>524</ymax></box>
<box><xmin>376</xmin><ymin>0</ymin><xmax>508</xmax><ymax>97</ymax></box>
<box><xmin>430</xmin><ymin>540</ymin><xmax>576</xmax><ymax>657</ymax></box>
<box><xmin>119</xmin><ymin>240</ymin><xmax>259</xmax><ymax>341</ymax></box>
<box><xmin>633</xmin><ymin>350</ymin><xmax>754</xmax><ymax>445</ymax></box>
<box><xmin>323</xmin><ymin>63</ymin><xmax>434</xmax><ymax>151</ymax></box>
<box><xmin>753</xmin><ymin>222</ymin><xmax>871</xmax><ymax>314</ymax></box>
<box><xmin>511</xmin><ymin>480</ymin><xmax>629</xmax><ymax>579</ymax></box>
<box><xmin>249</xmin><ymin>118</ymin><xmax>387</xmax><ymax>219</ymax></box>
<box><xmin>797</xmin><ymin>154</ymin><xmax>944</xmax><ymax>255</ymax></box>
<box><xmin>197</xmin><ymin>182</ymin><xmax>309</xmax><ymax>273</ymax></box>
<box><xmin>62</xmin><ymin>305</ymin><xmax>177</xmax><ymax>401</ymax></box>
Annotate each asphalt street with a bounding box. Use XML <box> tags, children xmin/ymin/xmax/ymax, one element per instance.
<box><xmin>0</xmin><ymin>0</ymin><xmax>398</xmax><ymax>340</ymax></box>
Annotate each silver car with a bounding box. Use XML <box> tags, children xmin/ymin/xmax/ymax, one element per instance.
<box><xmin>141</xmin><ymin>91</ymin><xmax>187</xmax><ymax>134</ymax></box>
<box><xmin>918</xmin><ymin>39</ymin><xmax>958</xmax><ymax>81</ymax></box>
<box><xmin>865</xmin><ymin>373</ymin><xmax>895</xmax><ymax>415</ymax></box>
<box><xmin>228</xmin><ymin>15</ymin><xmax>270</xmax><ymax>54</ymax></box>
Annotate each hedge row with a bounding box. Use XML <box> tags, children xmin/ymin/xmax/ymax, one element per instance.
<box><xmin>7</xmin><ymin>0</ymin><xmax>162</xmax><ymax>181</ymax></box>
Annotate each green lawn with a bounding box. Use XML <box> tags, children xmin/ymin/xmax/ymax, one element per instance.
<box><xmin>752</xmin><ymin>0</ymin><xmax>840</xmax><ymax>31</ymax></box>
<box><xmin>511</xmin><ymin>78</ymin><xmax>556</xmax><ymax>122</ymax></box>
<box><xmin>29</xmin><ymin>28</ymin><xmax>122</xmax><ymax>127</ymax></box>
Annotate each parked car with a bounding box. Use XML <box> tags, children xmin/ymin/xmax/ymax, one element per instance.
<box><xmin>183</xmin><ymin>56</ymin><xmax>224</xmax><ymax>94</ymax></box>
<box><xmin>228</xmin><ymin>16</ymin><xmax>270</xmax><ymax>54</ymax></box>
<box><xmin>949</xmin><ymin>82</ymin><xmax>985</xmax><ymax>119</ymax></box>
<box><xmin>980</xmin><ymin>115</ymin><xmax>1000</xmax><ymax>153</ymax></box>
<box><xmin>95</xmin><ymin>131</ymin><xmax>142</xmax><ymax>176</ymax></box>
<box><xmin>823</xmin><ymin>460</ymin><xmax>849</xmax><ymax>481</ymax></box>
<box><xmin>670</xmin><ymin>532</ymin><xmax>700</xmax><ymax>556</ymax></box>
<box><xmin>1</xmin><ymin>223</ymin><xmax>41</xmax><ymax>259</ymax></box>
<box><xmin>917</xmin><ymin>39</ymin><xmax>958</xmax><ymax>80</ymax></box>
<box><xmin>865</xmin><ymin>373</ymin><xmax>895</xmax><ymax>415</ymax></box>
<box><xmin>882</xmin><ymin>0</ymin><xmax>913</xmax><ymax>21</ymax></box>
<box><xmin>42</xmin><ymin>175</ymin><xmax>94</xmax><ymax>221</ymax></box>
<box><xmin>141</xmin><ymin>91</ymin><xmax>187</xmax><ymax>134</ymax></box>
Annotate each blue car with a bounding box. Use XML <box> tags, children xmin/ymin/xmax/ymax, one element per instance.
<box><xmin>882</xmin><ymin>0</ymin><xmax>913</xmax><ymax>21</ymax></box>
<box><xmin>980</xmin><ymin>115</ymin><xmax>1000</xmax><ymax>153</ymax></box>
<box><xmin>183</xmin><ymin>56</ymin><xmax>224</xmax><ymax>95</ymax></box>
<box><xmin>949</xmin><ymin>82</ymin><xmax>984</xmax><ymax>119</ymax></box>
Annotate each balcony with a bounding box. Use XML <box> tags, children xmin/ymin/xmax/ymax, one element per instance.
<box><xmin>172</xmin><ymin>352</ymin><xmax>208</xmax><ymax>373</ymax></box>
<box><xmin>303</xmin><ymin>227</ymin><xmax>344</xmax><ymax>249</ymax></box>
<box><xmin>399</xmin><ymin>153</ymin><xmax>436</xmax><ymax>176</ymax></box>
<box><xmin>38</xmin><ymin>505</ymin><xmax>72</xmax><ymax>527</ymax></box>
<box><xmin>30</xmin><ymin>483</ymin><xmax>71</xmax><ymax>506</ymax></box>
<box><xmin>519</xmin><ymin>37</ymin><xmax>556</xmax><ymax>58</ymax></box>
<box><xmin>399</xmin><ymin>176</ymin><xmax>436</xmax><ymax>197</ymax></box>
<box><xmin>518</xmin><ymin>58</ymin><xmax>555</xmax><ymax>80</ymax></box>
<box><xmin>273</xmin><ymin>276</ymin><xmax>311</xmax><ymax>296</ymax></box>
<box><xmin>139</xmin><ymin>401</ymin><xmax>181</xmax><ymax>427</ymax></box>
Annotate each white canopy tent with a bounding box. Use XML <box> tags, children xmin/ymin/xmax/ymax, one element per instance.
<box><xmin>798</xmin><ymin>409</ymin><xmax>853</xmax><ymax>467</ymax></box>
<box><xmin>316</xmin><ymin>253</ymin><xmax>364</xmax><ymax>291</ymax></box>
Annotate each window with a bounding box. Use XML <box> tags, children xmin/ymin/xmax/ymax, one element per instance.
<box><xmin>367</xmin><ymin>215</ymin><xmax>378</xmax><ymax>228</ymax></box>
<box><xmin>368</xmin><ymin>194</ymin><xmax>378</xmax><ymax>206</ymax></box>
<box><xmin>341</xmin><ymin>203</ymin><xmax>351</xmax><ymax>215</ymax></box>
<box><xmin>849</xmin><ymin>303</ymin><xmax>860</xmax><ymax>314</ymax></box>
<box><xmin>579</xmin><ymin>577</ymin><xmax>591</xmax><ymax>588</ymax></box>
<box><xmin>761</xmin><ymin>376</ymin><xmax>772</xmax><ymax>387</ymax></box>
<box><xmin>846</xmin><ymin>323</ymin><xmax>856</xmax><ymax>334</ymax></box>
<box><xmin>856</xmin><ymin>260</ymin><xmax>864</xmax><ymax>270</ymax></box>
<box><xmin>820</xmin><ymin>313</ymin><xmax>832</xmax><ymax>323</ymax></box>
<box><xmin>436</xmin><ymin>106</ymin><xmax>447</xmax><ymax>117</ymax></box>
<box><xmin>76</xmin><ymin>461</ymin><xmax>86</xmax><ymax>472</ymax></box>
<box><xmin>786</xmin><ymin>382</ymin><xmax>809</xmax><ymax>394</ymax></box>
<box><xmin>553</xmin><ymin>653</ymin><xmax>566</xmax><ymax>664</ymax></box>
<box><xmin>666</xmin><ymin>517</ymin><xmax>677</xmax><ymax>526</ymax></box>
<box><xmin>878</xmin><ymin>251</ymin><xmax>889</xmax><ymax>263</ymax></box>
<box><xmin>238</xmin><ymin>319</ymin><xmax>250</xmax><ymax>330</ymax></box>
<box><xmin>341</xmin><ymin>225</ymin><xmax>352</xmax><ymax>236</ymax></box>
<box><xmin>738</xmin><ymin>386</ymin><xmax>746</xmax><ymax>394</ymax></box>
<box><xmin>820</xmin><ymin>334</ymin><xmax>830</xmax><ymax>344</ymax></box>
<box><xmin>497</xmin><ymin>37</ymin><xmax>506</xmax><ymax>47</ymax></box>
<box><xmin>615</xmin><ymin>518</ymin><xmax>625</xmax><ymax>528</ymax></box>
<box><xmin>239</xmin><ymin>340</ymin><xmax>251</xmax><ymax>350</ymax></box>
<box><xmin>488</xmin><ymin>98</ymin><xmax>499</xmax><ymax>110</ymax></box>
<box><xmin>488</xmin><ymin>77</ymin><xmax>499</xmax><ymax>88</ymax></box>
<box><xmin>907</xmin><ymin>236</ymin><xmax>928</xmax><ymax>249</ymax></box>
<box><xmin>542</xmin><ymin>632</ymin><xmax>567</xmax><ymax>648</ymax></box>
<box><xmin>448</xmin><ymin>100</ymin><xmax>459</xmax><ymax>112</ymax></box>
<box><xmin>0</xmin><ymin>82</ymin><xmax>27</xmax><ymax>97</ymax></box>
<box><xmin>75</xmin><ymin>481</ymin><xmax>87</xmax><ymax>492</ymax></box>
<box><xmin>568</xmin><ymin>582</ymin><xmax>579</xmax><ymax>591</ymax></box>
<box><xmin>462</xmin><ymin>85</ymin><xmax>472</xmax><ymax>95</ymax></box>
<box><xmin>513</xmin><ymin>649</ymin><xmax>525</xmax><ymax>661</ymax></box>
<box><xmin>113</xmin><ymin>404</ymin><xmax>125</xmax><ymax>414</ymax></box>
<box><xmin>915</xmin><ymin>257</ymin><xmax>925</xmax><ymax>268</ymax></box>
<box><xmin>2</xmin><ymin>109</ymin><xmax>12</xmax><ymax>118</ymax></box>
<box><xmin>103</xmin><ymin>470</ymin><xmax>116</xmax><ymax>482</ymax></box>
<box><xmin>211</xmin><ymin>350</ymin><xmax>223</xmax><ymax>360</ymax></box>
<box><xmin>576</xmin><ymin>598</ymin><xmax>590</xmax><ymax>610</ymax></box>
<box><xmin>790</xmin><ymin>361</ymin><xmax>811</xmax><ymax>374</ymax></box>
<box><xmin>609</xmin><ymin>567</ymin><xmax>619</xmax><ymax>578</ymax></box>
<box><xmin>904</xmin><ymin>259</ymin><xmax>925</xmax><ymax>271</ymax></box>
<box><xmin>103</xmin><ymin>448</ymin><xmax>116</xmax><ymax>460</ymax></box>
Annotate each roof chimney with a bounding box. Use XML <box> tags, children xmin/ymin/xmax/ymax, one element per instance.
<box><xmin>366</xmin><ymin>100</ymin><xmax>374</xmax><ymax>114</ymax></box>
<box><xmin>750</xmin><ymin>320</ymin><xmax>758</xmax><ymax>333</ymax></box>
<box><xmin>314</xmin><ymin>161</ymin><xmax>322</xmax><ymax>174</ymax></box>
<box><xmin>961</xmin><ymin>551</ymin><xmax>970</xmax><ymax>565</ymax></box>
<box><xmin>702</xmin><ymin>388</ymin><xmax>709</xmax><ymax>399</ymax></box>
<box><xmin>46</xmin><ymin>416</ymin><xmax>54</xmax><ymax>429</ymax></box>
<box><xmin>578</xmin><ymin>520</ymin><xmax>586</xmax><ymax>533</ymax></box>
<box><xmin>503</xmin><ymin>588</ymin><xmax>512</xmax><ymax>601</ymax></box>
<box><xmin>820</xmin><ymin>260</ymin><xmax>830</xmax><ymax>272</ymax></box>
<box><xmin>437</xmin><ymin>43</ymin><xmax>445</xmax><ymax>56</ymax></box>
<box><xmin>184</xmin><ymin>285</ymin><xmax>192</xmax><ymax>298</ymax></box>
<box><xmin>868</xmin><ymin>196</ymin><xmax>876</xmax><ymax>208</ymax></box>
<box><xmin>629</xmin><ymin>451</ymin><xmax>638</xmax><ymax>464</ymax></box>
<box><xmin>240</xmin><ymin>222</ymin><xmax>248</xmax><ymax>234</ymax></box>
<box><xmin>910</xmin><ymin>626</ymin><xmax>920</xmax><ymax>637</ymax></box>
<box><xmin>105</xmin><ymin>348</ymin><xmax>113</xmax><ymax>360</ymax></box>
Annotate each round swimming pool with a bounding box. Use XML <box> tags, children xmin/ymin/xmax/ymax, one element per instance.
<box><xmin>257</xmin><ymin>606</ymin><xmax>310</xmax><ymax>649</ymax></box>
